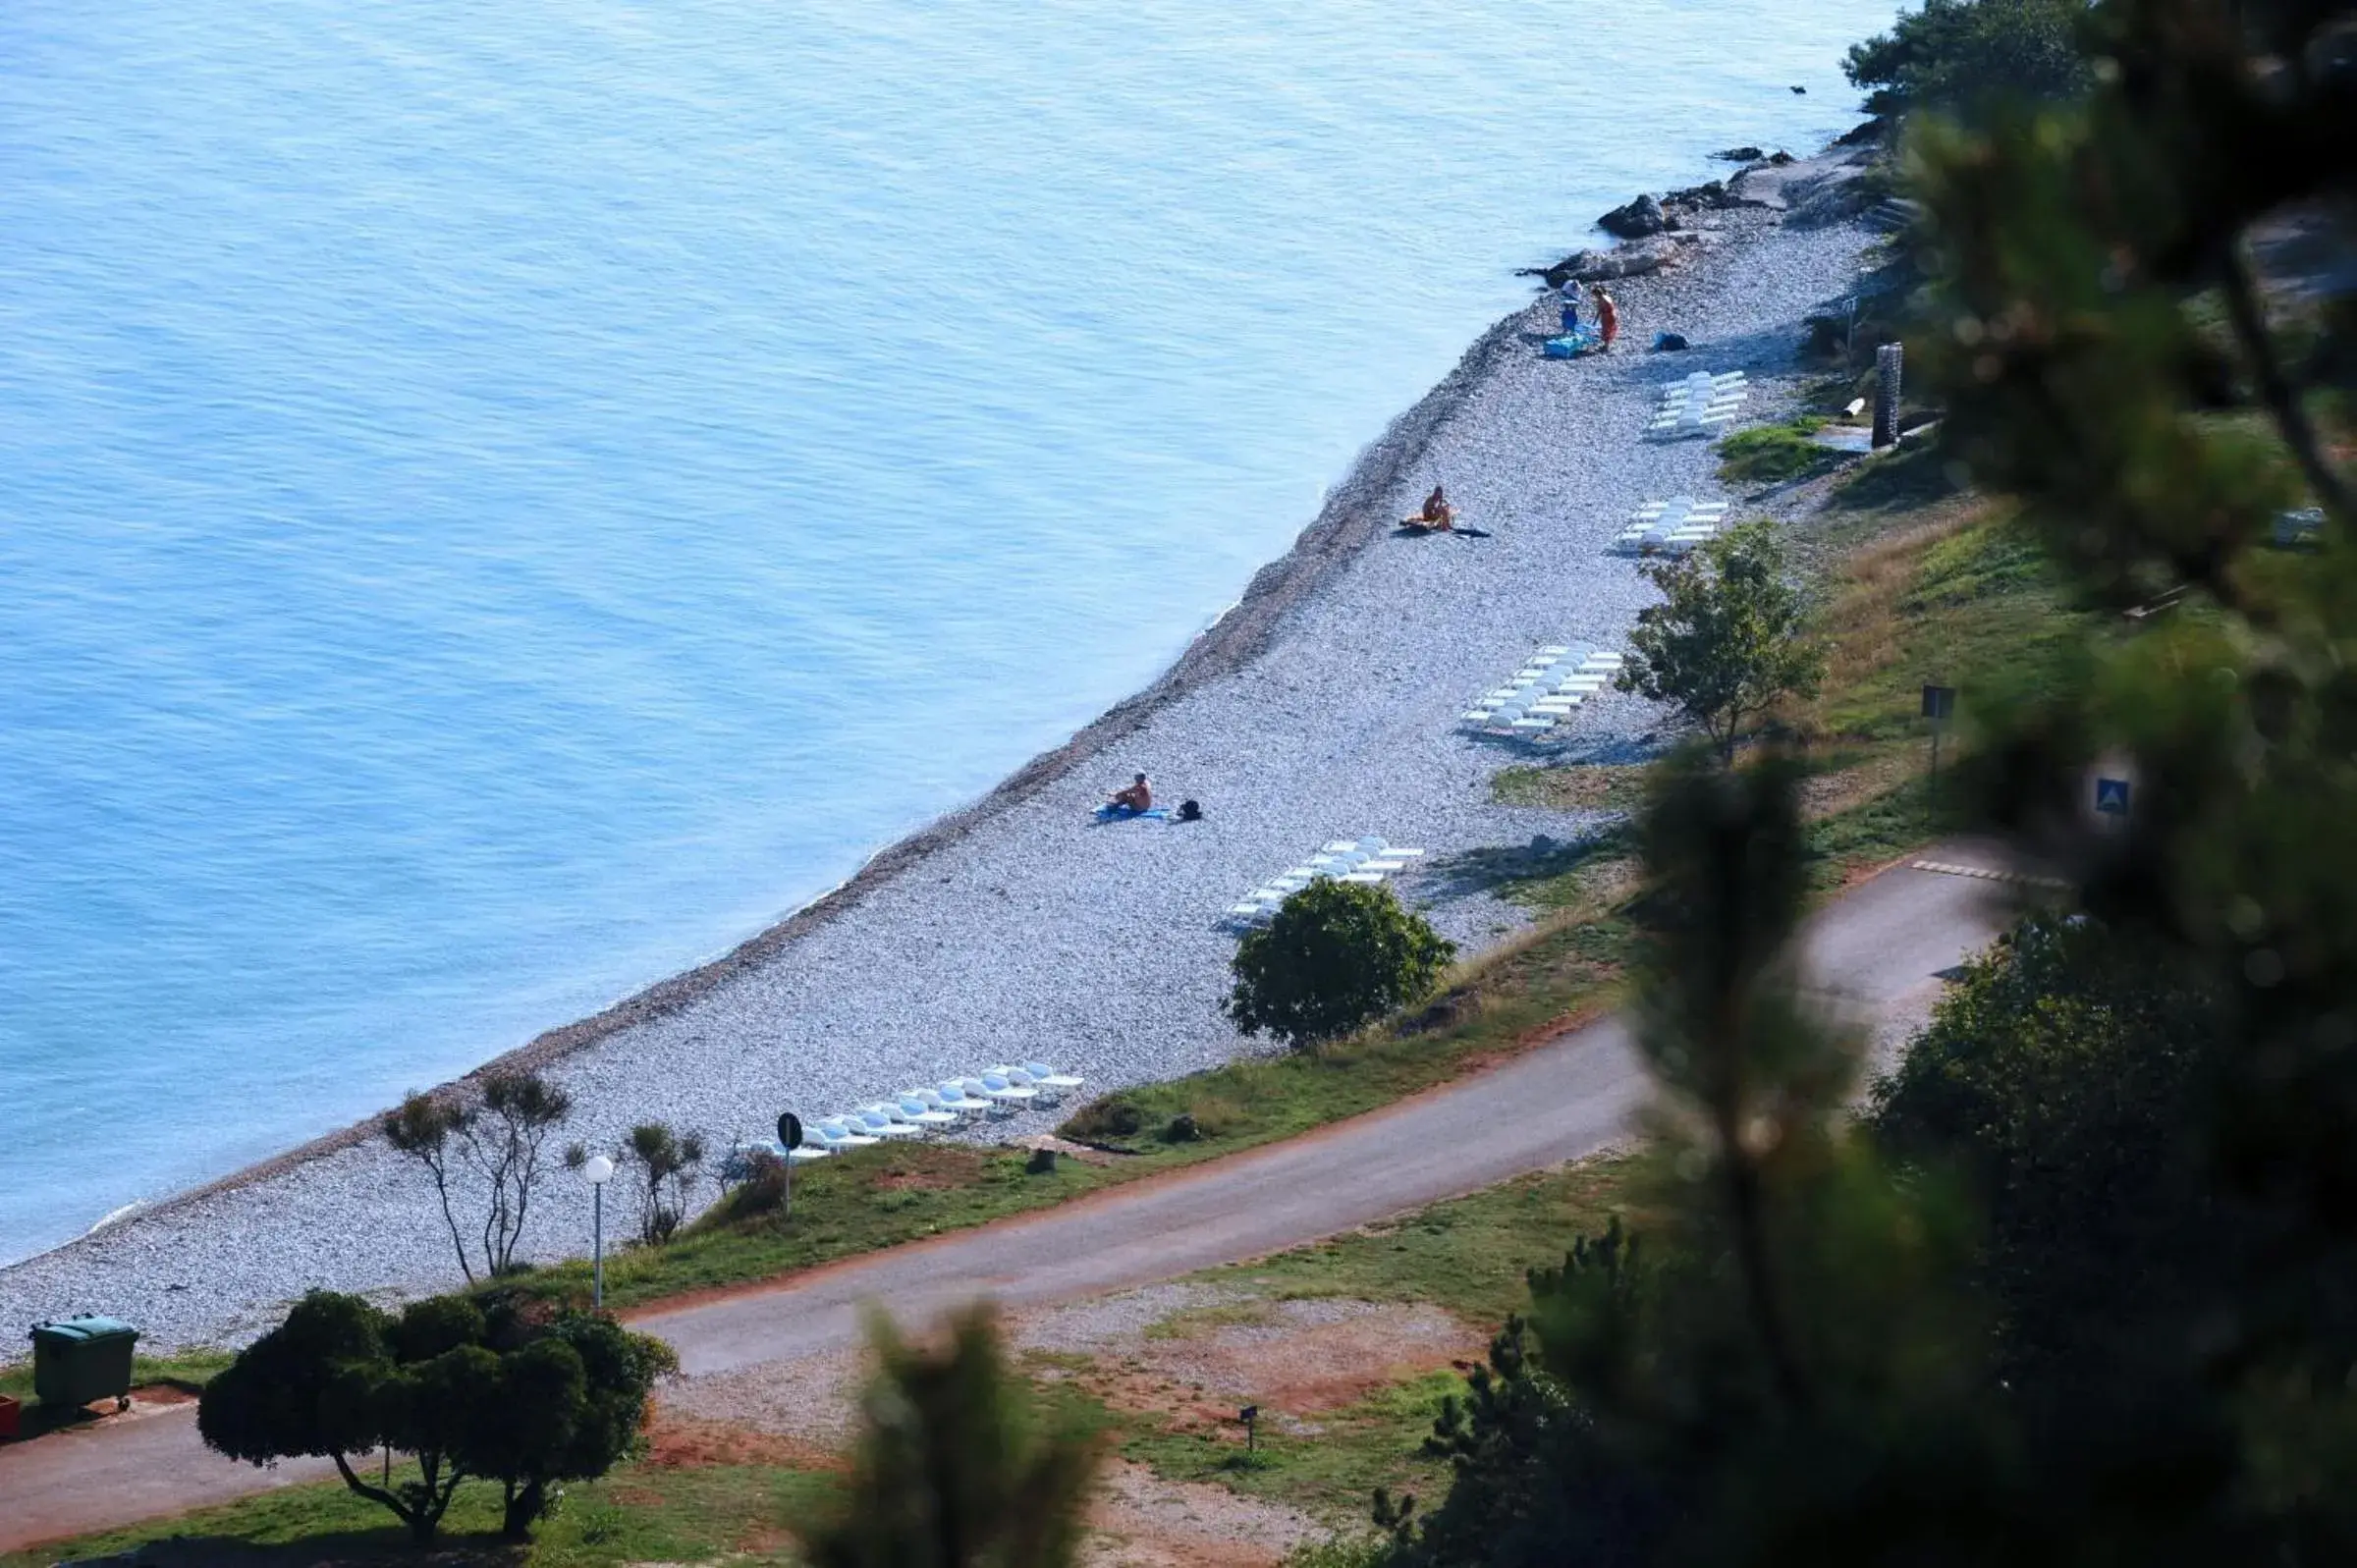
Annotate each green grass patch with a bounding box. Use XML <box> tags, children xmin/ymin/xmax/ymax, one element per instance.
<box><xmin>1718</xmin><ymin>418</ymin><xmax>1844</xmax><ymax>485</ymax></box>
<box><xmin>0</xmin><ymin>1458</ymin><xmax>835</xmax><ymax>1568</ymax></box>
<box><xmin>1190</xmin><ymin>1156</ymin><xmax>1655</xmax><ymax>1325</ymax></box>
<box><xmin>502</xmin><ymin>1139</ymin><xmax>1124</xmax><ymax>1314</ymax></box>
<box><xmin>1490</xmin><ymin>762</ymin><xmax>1649</xmax><ymax>815</ymax></box>
<box><xmin>0</xmin><ymin>1348</ymin><xmax>233</xmax><ymax>1404</ymax></box>
<box><xmin>1119</xmin><ymin>1370</ymin><xmax>1461</xmax><ymax>1524</ymax></box>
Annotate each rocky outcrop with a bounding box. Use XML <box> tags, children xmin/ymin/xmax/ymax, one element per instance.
<box><xmin>1529</xmin><ymin>236</ymin><xmax>1679</xmax><ymax>289</ymax></box>
<box><xmin>1712</xmin><ymin>145</ymin><xmax>1766</xmax><ymax>162</ymax></box>
<box><xmin>1597</xmin><ymin>192</ymin><xmax>1668</xmax><ymax>239</ymax></box>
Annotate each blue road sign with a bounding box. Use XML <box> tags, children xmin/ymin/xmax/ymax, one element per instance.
<box><xmin>2095</xmin><ymin>778</ymin><xmax>2132</xmax><ymax>815</ymax></box>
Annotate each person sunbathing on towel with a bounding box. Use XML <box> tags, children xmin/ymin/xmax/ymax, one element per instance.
<box><xmin>1413</xmin><ymin>485</ymin><xmax>1455</xmax><ymax>531</ymax></box>
<box><xmin>1108</xmin><ymin>774</ymin><xmax>1152</xmax><ymax>814</ymax></box>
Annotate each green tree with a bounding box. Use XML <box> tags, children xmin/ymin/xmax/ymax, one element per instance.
<box><xmin>1390</xmin><ymin>0</ymin><xmax>2357</xmax><ymax>1558</ymax></box>
<box><xmin>1869</xmin><ymin>911</ymin><xmax>2227</xmax><ymax>1386</ymax></box>
<box><xmin>197</xmin><ymin>1289</ymin><xmax>671</xmax><ymax>1542</ymax></box>
<box><xmin>381</xmin><ymin>1070</ymin><xmax>574</xmax><ymax>1281</ymax></box>
<box><xmin>459</xmin><ymin>1308</ymin><xmax>678</xmax><ymax>1538</ymax></box>
<box><xmin>383</xmin><ymin>1093</ymin><xmax>476</xmax><ymax>1284</ymax></box>
<box><xmin>1614</xmin><ymin>523</ymin><xmax>1824</xmax><ymax>762</ymax></box>
<box><xmin>1845</xmin><ymin>0</ymin><xmax>2094</xmax><ymax>118</ymax></box>
<box><xmin>797</xmin><ymin>1305</ymin><xmax>1102</xmax><ymax>1568</ymax></box>
<box><xmin>620</xmin><ymin>1121</ymin><xmax>709</xmax><ymax>1246</ymax></box>
<box><xmin>1225</xmin><ymin>879</ymin><xmax>1455</xmax><ymax>1050</ymax></box>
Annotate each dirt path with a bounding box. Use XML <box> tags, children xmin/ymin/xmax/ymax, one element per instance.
<box><xmin>0</xmin><ymin>856</ymin><xmax>2014</xmax><ymax>1549</ymax></box>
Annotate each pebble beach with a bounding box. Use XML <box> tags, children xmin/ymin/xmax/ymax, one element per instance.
<box><xmin>0</xmin><ymin>151</ymin><xmax>1883</xmax><ymax>1352</ymax></box>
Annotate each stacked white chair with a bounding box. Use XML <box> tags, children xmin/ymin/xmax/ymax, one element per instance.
<box><xmin>1459</xmin><ymin>645</ymin><xmax>1623</xmax><ymax>736</ymax></box>
<box><xmin>1647</xmin><ymin>371</ymin><xmax>1748</xmax><ymax>439</ymax></box>
<box><xmin>1614</xmin><ymin>496</ymin><xmax>1731</xmax><ymax>555</ymax></box>
<box><xmin>1224</xmin><ymin>837</ymin><xmax>1428</xmax><ymax>927</ymax></box>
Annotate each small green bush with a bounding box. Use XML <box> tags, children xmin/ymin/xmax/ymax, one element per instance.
<box><xmin>1227</xmin><ymin>880</ymin><xmax>1456</xmax><ymax>1051</ymax></box>
<box><xmin>1163</xmin><ymin>1112</ymin><xmax>1202</xmax><ymax>1144</ymax></box>
<box><xmin>1061</xmin><ymin>1096</ymin><xmax>1145</xmax><ymax>1141</ymax></box>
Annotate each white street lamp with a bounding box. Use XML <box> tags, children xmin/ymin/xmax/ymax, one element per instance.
<box><xmin>582</xmin><ymin>1155</ymin><xmax>615</xmax><ymax>1310</ymax></box>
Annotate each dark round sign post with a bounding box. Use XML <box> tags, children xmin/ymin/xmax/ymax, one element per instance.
<box><xmin>776</xmin><ymin>1112</ymin><xmax>803</xmax><ymax>1217</ymax></box>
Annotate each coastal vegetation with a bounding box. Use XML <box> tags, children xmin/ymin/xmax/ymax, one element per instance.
<box><xmin>1340</xmin><ymin>0</ymin><xmax>2357</xmax><ymax>1559</ymax></box>
<box><xmin>1225</xmin><ymin>882</ymin><xmax>1457</xmax><ymax>1051</ymax></box>
<box><xmin>383</xmin><ymin>1072</ymin><xmax>576</xmax><ymax>1284</ymax></box>
<box><xmin>195</xmin><ymin>1289</ymin><xmax>673</xmax><ymax>1543</ymax></box>
<box><xmin>1613</xmin><ymin>520</ymin><xmax>1827</xmax><ymax>761</ymax></box>
<box><xmin>17</xmin><ymin>1</ymin><xmax>2350</xmax><ymax>1561</ymax></box>
<box><xmin>1843</xmin><ymin>0</ymin><xmax>2093</xmax><ymax>117</ymax></box>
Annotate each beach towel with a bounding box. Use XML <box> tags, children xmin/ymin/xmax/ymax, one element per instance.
<box><xmin>1543</xmin><ymin>326</ymin><xmax>1602</xmax><ymax>359</ymax></box>
<box><xmin>1094</xmin><ymin>804</ymin><xmax>1171</xmax><ymax>823</ymax></box>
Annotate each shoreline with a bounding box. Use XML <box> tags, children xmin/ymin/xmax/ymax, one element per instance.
<box><xmin>2</xmin><ymin>134</ymin><xmax>1884</xmax><ymax>1338</ymax></box>
<box><xmin>108</xmin><ymin>305</ymin><xmax>1538</xmax><ymax>1244</ymax></box>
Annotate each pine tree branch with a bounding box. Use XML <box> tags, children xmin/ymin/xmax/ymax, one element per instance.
<box><xmin>2220</xmin><ymin>240</ymin><xmax>2354</xmax><ymax>530</ymax></box>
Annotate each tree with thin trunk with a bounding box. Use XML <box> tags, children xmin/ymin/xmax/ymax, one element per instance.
<box><xmin>382</xmin><ymin>1071</ymin><xmax>572</xmax><ymax>1281</ymax></box>
<box><xmin>464</xmin><ymin>1072</ymin><xmax>573</xmax><ymax>1275</ymax></box>
<box><xmin>621</xmin><ymin>1121</ymin><xmax>708</xmax><ymax>1246</ymax></box>
<box><xmin>1615</xmin><ymin>521</ymin><xmax>1825</xmax><ymax>762</ymax></box>
<box><xmin>383</xmin><ymin>1093</ymin><xmax>476</xmax><ymax>1285</ymax></box>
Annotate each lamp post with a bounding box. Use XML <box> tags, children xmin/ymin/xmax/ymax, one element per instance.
<box><xmin>582</xmin><ymin>1155</ymin><xmax>615</xmax><ymax>1310</ymax></box>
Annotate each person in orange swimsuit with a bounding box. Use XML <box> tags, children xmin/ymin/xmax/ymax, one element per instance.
<box><xmin>1416</xmin><ymin>484</ymin><xmax>1456</xmax><ymax>531</ymax></box>
<box><xmin>1593</xmin><ymin>288</ymin><xmax>1620</xmax><ymax>351</ymax></box>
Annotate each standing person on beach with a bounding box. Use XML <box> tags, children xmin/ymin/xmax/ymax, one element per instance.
<box><xmin>1592</xmin><ymin>287</ymin><xmax>1620</xmax><ymax>351</ymax></box>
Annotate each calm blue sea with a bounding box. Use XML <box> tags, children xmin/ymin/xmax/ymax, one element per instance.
<box><xmin>0</xmin><ymin>0</ymin><xmax>1892</xmax><ymax>1264</ymax></box>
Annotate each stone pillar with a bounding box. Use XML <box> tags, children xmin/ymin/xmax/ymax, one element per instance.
<box><xmin>1873</xmin><ymin>342</ymin><xmax>1903</xmax><ymax>449</ymax></box>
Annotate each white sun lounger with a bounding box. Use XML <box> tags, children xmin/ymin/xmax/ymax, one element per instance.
<box><xmin>1022</xmin><ymin>1060</ymin><xmax>1085</xmax><ymax>1093</ymax></box>
<box><xmin>896</xmin><ymin>1092</ymin><xmax>960</xmax><ymax>1129</ymax></box>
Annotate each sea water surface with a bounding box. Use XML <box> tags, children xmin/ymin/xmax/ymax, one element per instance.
<box><xmin>0</xmin><ymin>0</ymin><xmax>1893</xmax><ymax>1264</ymax></box>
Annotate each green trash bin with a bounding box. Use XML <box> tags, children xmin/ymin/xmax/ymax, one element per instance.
<box><xmin>30</xmin><ymin>1316</ymin><xmax>140</xmax><ymax>1412</ymax></box>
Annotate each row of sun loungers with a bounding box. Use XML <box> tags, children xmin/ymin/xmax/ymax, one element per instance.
<box><xmin>1648</xmin><ymin>370</ymin><xmax>1749</xmax><ymax>439</ymax></box>
<box><xmin>733</xmin><ymin>1061</ymin><xmax>1090</xmax><ymax>1165</ymax></box>
<box><xmin>1225</xmin><ymin>837</ymin><xmax>1427</xmax><ymax>927</ymax></box>
<box><xmin>1459</xmin><ymin>644</ymin><xmax>1624</xmax><ymax>737</ymax></box>
<box><xmin>1614</xmin><ymin>496</ymin><xmax>1731</xmax><ymax>556</ymax></box>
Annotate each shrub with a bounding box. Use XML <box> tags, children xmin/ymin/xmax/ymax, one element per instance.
<box><xmin>1162</xmin><ymin>1112</ymin><xmax>1201</xmax><ymax>1144</ymax></box>
<box><xmin>1226</xmin><ymin>880</ymin><xmax>1455</xmax><ymax>1051</ymax></box>
<box><xmin>1061</xmin><ymin>1096</ymin><xmax>1145</xmax><ymax>1141</ymax></box>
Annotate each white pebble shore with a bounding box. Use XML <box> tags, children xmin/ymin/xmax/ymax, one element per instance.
<box><xmin>1</xmin><ymin>206</ymin><xmax>1877</xmax><ymax>1351</ymax></box>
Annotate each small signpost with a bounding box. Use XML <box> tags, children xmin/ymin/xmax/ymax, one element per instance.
<box><xmin>777</xmin><ymin>1112</ymin><xmax>803</xmax><ymax>1217</ymax></box>
<box><xmin>2095</xmin><ymin>778</ymin><xmax>2132</xmax><ymax>816</ymax></box>
<box><xmin>1239</xmin><ymin>1404</ymin><xmax>1260</xmax><ymax>1454</ymax></box>
<box><xmin>1922</xmin><ymin>684</ymin><xmax>1956</xmax><ymax>821</ymax></box>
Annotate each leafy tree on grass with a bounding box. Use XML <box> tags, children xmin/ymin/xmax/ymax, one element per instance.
<box><xmin>197</xmin><ymin>1288</ymin><xmax>673</xmax><ymax>1542</ymax></box>
<box><xmin>1614</xmin><ymin>522</ymin><xmax>1825</xmax><ymax>762</ymax></box>
<box><xmin>1226</xmin><ymin>879</ymin><xmax>1455</xmax><ymax>1051</ymax></box>
<box><xmin>797</xmin><ymin>1305</ymin><xmax>1102</xmax><ymax>1568</ymax></box>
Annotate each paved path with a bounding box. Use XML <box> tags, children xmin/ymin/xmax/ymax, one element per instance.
<box><xmin>0</xmin><ymin>856</ymin><xmax>2013</xmax><ymax>1548</ymax></box>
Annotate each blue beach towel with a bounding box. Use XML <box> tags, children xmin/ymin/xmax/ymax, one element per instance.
<box><xmin>1543</xmin><ymin>326</ymin><xmax>1602</xmax><ymax>359</ymax></box>
<box><xmin>1094</xmin><ymin>804</ymin><xmax>1171</xmax><ymax>823</ymax></box>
